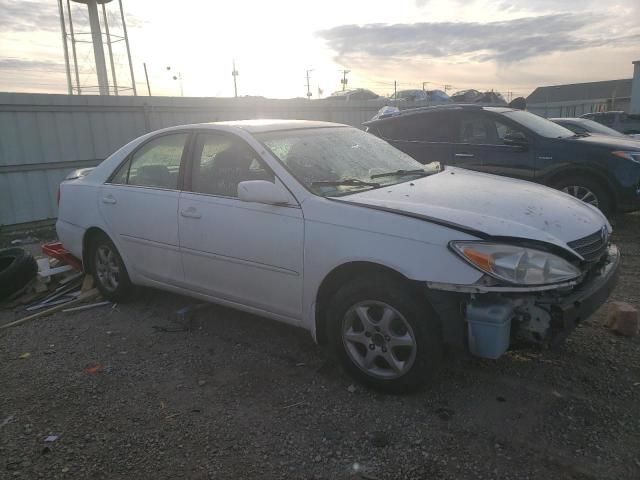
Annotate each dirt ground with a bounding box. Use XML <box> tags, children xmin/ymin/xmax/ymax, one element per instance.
<box><xmin>1</xmin><ymin>215</ymin><xmax>639</xmax><ymax>480</ymax></box>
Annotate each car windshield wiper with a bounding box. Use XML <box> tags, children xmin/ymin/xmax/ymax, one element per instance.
<box><xmin>310</xmin><ymin>178</ymin><xmax>381</xmax><ymax>188</ymax></box>
<box><xmin>571</xmin><ymin>132</ymin><xmax>590</xmax><ymax>138</ymax></box>
<box><xmin>370</xmin><ymin>168</ymin><xmax>431</xmax><ymax>180</ymax></box>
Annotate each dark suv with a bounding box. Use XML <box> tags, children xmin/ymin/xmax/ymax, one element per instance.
<box><xmin>364</xmin><ymin>105</ymin><xmax>640</xmax><ymax>213</ymax></box>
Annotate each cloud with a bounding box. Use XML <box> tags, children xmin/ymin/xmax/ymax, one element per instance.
<box><xmin>0</xmin><ymin>58</ymin><xmax>65</xmax><ymax>72</ymax></box>
<box><xmin>0</xmin><ymin>0</ymin><xmax>145</xmax><ymax>33</ymax></box>
<box><xmin>0</xmin><ymin>0</ymin><xmax>61</xmax><ymax>32</ymax></box>
<box><xmin>318</xmin><ymin>13</ymin><xmax>640</xmax><ymax>64</ymax></box>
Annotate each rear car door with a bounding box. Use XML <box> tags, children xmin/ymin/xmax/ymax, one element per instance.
<box><xmin>375</xmin><ymin>112</ymin><xmax>454</xmax><ymax>165</ymax></box>
<box><xmin>99</xmin><ymin>132</ymin><xmax>189</xmax><ymax>285</ymax></box>
<box><xmin>178</xmin><ymin>131</ymin><xmax>304</xmax><ymax>320</ymax></box>
<box><xmin>450</xmin><ymin>111</ymin><xmax>534</xmax><ymax>179</ymax></box>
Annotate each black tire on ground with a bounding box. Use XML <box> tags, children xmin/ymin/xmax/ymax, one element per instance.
<box><xmin>326</xmin><ymin>273</ymin><xmax>443</xmax><ymax>393</ymax></box>
<box><xmin>89</xmin><ymin>233</ymin><xmax>133</xmax><ymax>302</ymax></box>
<box><xmin>552</xmin><ymin>175</ymin><xmax>613</xmax><ymax>214</ymax></box>
<box><xmin>0</xmin><ymin>247</ymin><xmax>38</xmax><ymax>301</ymax></box>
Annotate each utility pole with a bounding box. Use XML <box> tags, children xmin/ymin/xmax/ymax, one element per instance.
<box><xmin>143</xmin><ymin>62</ymin><xmax>151</xmax><ymax>96</ymax></box>
<box><xmin>394</xmin><ymin>80</ymin><xmax>397</xmax><ymax>98</ymax></box>
<box><xmin>305</xmin><ymin>69</ymin><xmax>313</xmax><ymax>99</ymax></box>
<box><xmin>444</xmin><ymin>84</ymin><xmax>452</xmax><ymax>93</ymax></box>
<box><xmin>422</xmin><ymin>81</ymin><xmax>431</xmax><ymax>91</ymax></box>
<box><xmin>232</xmin><ymin>60</ymin><xmax>239</xmax><ymax>98</ymax></box>
<box><xmin>340</xmin><ymin>69</ymin><xmax>350</xmax><ymax>91</ymax></box>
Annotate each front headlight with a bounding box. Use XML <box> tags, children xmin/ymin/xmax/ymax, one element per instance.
<box><xmin>450</xmin><ymin>241</ymin><xmax>581</xmax><ymax>286</ymax></box>
<box><xmin>612</xmin><ymin>151</ymin><xmax>640</xmax><ymax>164</ymax></box>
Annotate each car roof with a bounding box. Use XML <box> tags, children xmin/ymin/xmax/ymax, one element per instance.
<box><xmin>363</xmin><ymin>103</ymin><xmax>517</xmax><ymax>125</ymax></box>
<box><xmin>160</xmin><ymin>119</ymin><xmax>348</xmax><ymax>134</ymax></box>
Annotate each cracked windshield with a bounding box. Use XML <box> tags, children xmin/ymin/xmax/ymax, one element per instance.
<box><xmin>259</xmin><ymin>127</ymin><xmax>440</xmax><ymax>196</ymax></box>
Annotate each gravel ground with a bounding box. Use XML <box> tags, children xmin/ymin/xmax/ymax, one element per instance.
<box><xmin>1</xmin><ymin>215</ymin><xmax>639</xmax><ymax>480</ymax></box>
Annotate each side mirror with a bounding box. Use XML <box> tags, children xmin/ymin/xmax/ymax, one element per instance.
<box><xmin>237</xmin><ymin>180</ymin><xmax>290</xmax><ymax>205</ymax></box>
<box><xmin>503</xmin><ymin>131</ymin><xmax>529</xmax><ymax>149</ymax></box>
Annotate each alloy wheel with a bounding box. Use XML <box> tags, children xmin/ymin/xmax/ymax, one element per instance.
<box><xmin>95</xmin><ymin>244</ymin><xmax>120</xmax><ymax>292</ymax></box>
<box><xmin>341</xmin><ymin>300</ymin><xmax>417</xmax><ymax>379</ymax></box>
<box><xmin>561</xmin><ymin>185</ymin><xmax>599</xmax><ymax>207</ymax></box>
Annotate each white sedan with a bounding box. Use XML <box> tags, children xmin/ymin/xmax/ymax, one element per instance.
<box><xmin>57</xmin><ymin>120</ymin><xmax>619</xmax><ymax>392</ymax></box>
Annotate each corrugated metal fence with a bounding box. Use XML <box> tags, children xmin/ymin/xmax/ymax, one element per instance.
<box><xmin>0</xmin><ymin>92</ymin><xmax>386</xmax><ymax>228</ymax></box>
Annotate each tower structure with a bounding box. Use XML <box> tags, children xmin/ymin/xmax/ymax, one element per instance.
<box><xmin>57</xmin><ymin>0</ymin><xmax>136</xmax><ymax>95</ymax></box>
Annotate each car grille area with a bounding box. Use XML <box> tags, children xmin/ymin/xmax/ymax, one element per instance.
<box><xmin>568</xmin><ymin>228</ymin><xmax>609</xmax><ymax>262</ymax></box>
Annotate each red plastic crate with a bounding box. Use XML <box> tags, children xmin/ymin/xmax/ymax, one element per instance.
<box><xmin>41</xmin><ymin>242</ymin><xmax>83</xmax><ymax>271</ymax></box>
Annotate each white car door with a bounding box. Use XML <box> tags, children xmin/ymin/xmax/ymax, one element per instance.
<box><xmin>99</xmin><ymin>132</ymin><xmax>190</xmax><ymax>285</ymax></box>
<box><xmin>178</xmin><ymin>131</ymin><xmax>304</xmax><ymax>321</ymax></box>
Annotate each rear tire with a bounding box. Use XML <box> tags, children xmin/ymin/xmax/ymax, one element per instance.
<box><xmin>89</xmin><ymin>233</ymin><xmax>133</xmax><ymax>302</ymax></box>
<box><xmin>326</xmin><ymin>274</ymin><xmax>443</xmax><ymax>393</ymax></box>
<box><xmin>553</xmin><ymin>175</ymin><xmax>612</xmax><ymax>214</ymax></box>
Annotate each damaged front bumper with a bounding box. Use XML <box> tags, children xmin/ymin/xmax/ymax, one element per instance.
<box><xmin>426</xmin><ymin>245</ymin><xmax>620</xmax><ymax>358</ymax></box>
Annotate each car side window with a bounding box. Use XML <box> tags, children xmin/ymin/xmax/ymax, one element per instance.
<box><xmin>379</xmin><ymin>114</ymin><xmax>451</xmax><ymax>142</ymax></box>
<box><xmin>493</xmin><ymin>120</ymin><xmax>526</xmax><ymax>144</ymax></box>
<box><xmin>115</xmin><ymin>133</ymin><xmax>188</xmax><ymax>189</ymax></box>
<box><xmin>190</xmin><ymin>133</ymin><xmax>275</xmax><ymax>197</ymax></box>
<box><xmin>459</xmin><ymin>115</ymin><xmax>490</xmax><ymax>144</ymax></box>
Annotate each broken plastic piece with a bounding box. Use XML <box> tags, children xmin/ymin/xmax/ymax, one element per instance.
<box><xmin>41</xmin><ymin>242</ymin><xmax>82</xmax><ymax>271</ymax></box>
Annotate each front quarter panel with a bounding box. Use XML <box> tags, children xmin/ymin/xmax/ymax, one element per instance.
<box><xmin>300</xmin><ymin>196</ymin><xmax>484</xmax><ymax>332</ymax></box>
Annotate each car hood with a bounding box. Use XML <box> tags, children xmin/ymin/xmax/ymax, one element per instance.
<box><xmin>337</xmin><ymin>167</ymin><xmax>609</xmax><ymax>250</ymax></box>
<box><xmin>569</xmin><ymin>133</ymin><xmax>640</xmax><ymax>149</ymax></box>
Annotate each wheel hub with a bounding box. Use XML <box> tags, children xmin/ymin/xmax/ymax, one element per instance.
<box><xmin>372</xmin><ymin>332</ymin><xmax>385</xmax><ymax>347</ymax></box>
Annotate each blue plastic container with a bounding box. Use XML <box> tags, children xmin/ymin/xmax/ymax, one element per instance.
<box><xmin>466</xmin><ymin>299</ymin><xmax>513</xmax><ymax>359</ymax></box>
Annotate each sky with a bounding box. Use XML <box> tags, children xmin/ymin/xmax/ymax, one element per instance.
<box><xmin>0</xmin><ymin>0</ymin><xmax>639</xmax><ymax>99</ymax></box>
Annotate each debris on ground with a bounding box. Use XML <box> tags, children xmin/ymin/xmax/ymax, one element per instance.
<box><xmin>607</xmin><ymin>301</ymin><xmax>639</xmax><ymax>337</ymax></box>
<box><xmin>62</xmin><ymin>300</ymin><xmax>111</xmax><ymax>313</ymax></box>
<box><xmin>0</xmin><ymin>415</ymin><xmax>15</xmax><ymax>428</ymax></box>
<box><xmin>84</xmin><ymin>364</ymin><xmax>104</xmax><ymax>375</ymax></box>
<box><xmin>0</xmin><ymin>288</ymin><xmax>100</xmax><ymax>330</ymax></box>
<box><xmin>44</xmin><ymin>435</ymin><xmax>59</xmax><ymax>443</ymax></box>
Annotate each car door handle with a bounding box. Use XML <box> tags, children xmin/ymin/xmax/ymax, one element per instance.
<box><xmin>101</xmin><ymin>195</ymin><xmax>117</xmax><ymax>205</ymax></box>
<box><xmin>180</xmin><ymin>207</ymin><xmax>201</xmax><ymax>219</ymax></box>
<box><xmin>454</xmin><ymin>153</ymin><xmax>475</xmax><ymax>158</ymax></box>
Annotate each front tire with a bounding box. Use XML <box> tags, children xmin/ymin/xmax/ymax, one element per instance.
<box><xmin>90</xmin><ymin>233</ymin><xmax>133</xmax><ymax>302</ymax></box>
<box><xmin>553</xmin><ymin>175</ymin><xmax>612</xmax><ymax>214</ymax></box>
<box><xmin>326</xmin><ymin>274</ymin><xmax>443</xmax><ymax>393</ymax></box>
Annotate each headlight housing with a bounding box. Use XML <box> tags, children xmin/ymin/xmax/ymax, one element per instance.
<box><xmin>611</xmin><ymin>151</ymin><xmax>640</xmax><ymax>164</ymax></box>
<box><xmin>450</xmin><ymin>241</ymin><xmax>581</xmax><ymax>286</ymax></box>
